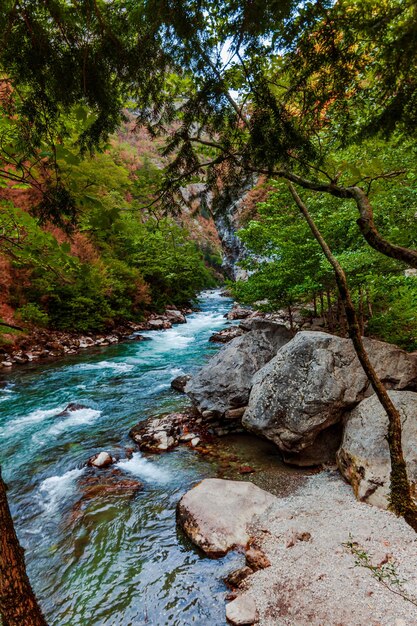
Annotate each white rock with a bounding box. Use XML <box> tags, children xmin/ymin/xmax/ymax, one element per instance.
<box><xmin>226</xmin><ymin>595</ymin><xmax>258</xmax><ymax>625</ymax></box>
<box><xmin>179</xmin><ymin>433</ymin><xmax>196</xmax><ymax>442</ymax></box>
<box><xmin>191</xmin><ymin>437</ymin><xmax>200</xmax><ymax>446</ymax></box>
<box><xmin>177</xmin><ymin>478</ymin><xmax>276</xmax><ymax>556</ymax></box>
<box><xmin>91</xmin><ymin>451</ymin><xmax>113</xmax><ymax>468</ymax></box>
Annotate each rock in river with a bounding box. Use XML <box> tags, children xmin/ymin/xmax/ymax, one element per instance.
<box><xmin>171</xmin><ymin>374</ymin><xmax>191</xmax><ymax>393</ymax></box>
<box><xmin>88</xmin><ymin>451</ymin><xmax>114</xmax><ymax>468</ymax></box>
<box><xmin>337</xmin><ymin>390</ymin><xmax>417</xmax><ymax>508</ymax></box>
<box><xmin>185</xmin><ymin>319</ymin><xmax>293</xmax><ymax>417</ymax></box>
<box><xmin>243</xmin><ymin>331</ymin><xmax>417</xmax><ymax>464</ymax></box>
<box><xmin>177</xmin><ymin>478</ymin><xmax>275</xmax><ymax>556</ymax></box>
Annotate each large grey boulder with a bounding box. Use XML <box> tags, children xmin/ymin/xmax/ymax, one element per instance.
<box><xmin>243</xmin><ymin>332</ymin><xmax>417</xmax><ymax>463</ymax></box>
<box><xmin>185</xmin><ymin>319</ymin><xmax>293</xmax><ymax>416</ymax></box>
<box><xmin>177</xmin><ymin>478</ymin><xmax>276</xmax><ymax>556</ymax></box>
<box><xmin>337</xmin><ymin>391</ymin><xmax>417</xmax><ymax>508</ymax></box>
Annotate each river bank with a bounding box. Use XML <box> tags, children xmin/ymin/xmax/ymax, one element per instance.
<box><xmin>231</xmin><ymin>471</ymin><xmax>417</xmax><ymax>625</ymax></box>
<box><xmin>0</xmin><ymin>306</ymin><xmax>192</xmax><ymax>370</ymax></box>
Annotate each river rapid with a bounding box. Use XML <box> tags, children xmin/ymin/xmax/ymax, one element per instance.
<box><xmin>0</xmin><ymin>290</ymin><xmax>306</xmax><ymax>626</ymax></box>
<box><xmin>0</xmin><ymin>291</ymin><xmax>247</xmax><ymax>625</ymax></box>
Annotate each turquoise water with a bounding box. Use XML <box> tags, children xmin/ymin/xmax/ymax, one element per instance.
<box><xmin>0</xmin><ymin>290</ymin><xmax>243</xmax><ymax>626</ymax></box>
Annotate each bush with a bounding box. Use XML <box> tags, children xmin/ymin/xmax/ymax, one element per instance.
<box><xmin>15</xmin><ymin>303</ymin><xmax>49</xmax><ymax>328</ymax></box>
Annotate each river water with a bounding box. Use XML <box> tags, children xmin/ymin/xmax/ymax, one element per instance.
<box><xmin>0</xmin><ymin>290</ymin><xmax>305</xmax><ymax>626</ymax></box>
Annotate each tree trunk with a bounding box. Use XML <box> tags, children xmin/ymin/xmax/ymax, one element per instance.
<box><xmin>326</xmin><ymin>287</ymin><xmax>334</xmax><ymax>332</ymax></box>
<box><xmin>287</xmin><ymin>305</ymin><xmax>295</xmax><ymax>334</ymax></box>
<box><xmin>0</xmin><ymin>469</ymin><xmax>48</xmax><ymax>626</ymax></box>
<box><xmin>288</xmin><ymin>183</ymin><xmax>417</xmax><ymax>532</ymax></box>
<box><xmin>313</xmin><ymin>292</ymin><xmax>318</xmax><ymax>317</ymax></box>
<box><xmin>358</xmin><ymin>285</ymin><xmax>365</xmax><ymax>335</ymax></box>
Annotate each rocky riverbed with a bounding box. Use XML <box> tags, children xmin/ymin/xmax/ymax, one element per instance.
<box><xmin>0</xmin><ymin>306</ymin><xmax>191</xmax><ymax>369</ymax></box>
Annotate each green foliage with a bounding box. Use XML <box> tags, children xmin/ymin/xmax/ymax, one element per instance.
<box><xmin>15</xmin><ymin>303</ymin><xmax>49</xmax><ymax>328</ymax></box>
<box><xmin>343</xmin><ymin>535</ymin><xmax>417</xmax><ymax>609</ymax></box>
<box><xmin>0</xmin><ymin>136</ymin><xmax>219</xmax><ymax>332</ymax></box>
<box><xmin>367</xmin><ymin>277</ymin><xmax>417</xmax><ymax>351</ymax></box>
<box><xmin>232</xmin><ymin>139</ymin><xmax>417</xmax><ymax>349</ymax></box>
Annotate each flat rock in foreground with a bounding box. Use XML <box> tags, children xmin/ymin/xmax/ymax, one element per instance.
<box><xmin>177</xmin><ymin>478</ymin><xmax>275</xmax><ymax>557</ymax></box>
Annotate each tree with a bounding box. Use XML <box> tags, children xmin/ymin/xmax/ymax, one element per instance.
<box><xmin>0</xmin><ymin>469</ymin><xmax>48</xmax><ymax>626</ymax></box>
<box><xmin>287</xmin><ymin>183</ymin><xmax>417</xmax><ymax>530</ymax></box>
<box><xmin>1</xmin><ymin>0</ymin><xmax>417</xmax><ymax>530</ymax></box>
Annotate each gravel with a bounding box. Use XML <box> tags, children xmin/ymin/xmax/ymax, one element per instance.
<box><xmin>238</xmin><ymin>470</ymin><xmax>417</xmax><ymax>626</ymax></box>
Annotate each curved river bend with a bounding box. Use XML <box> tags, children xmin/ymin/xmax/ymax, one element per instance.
<box><xmin>1</xmin><ymin>290</ymin><xmax>307</xmax><ymax>625</ymax></box>
<box><xmin>0</xmin><ymin>291</ymin><xmax>247</xmax><ymax>625</ymax></box>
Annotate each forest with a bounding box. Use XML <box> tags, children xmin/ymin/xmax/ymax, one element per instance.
<box><xmin>1</xmin><ymin>1</ymin><xmax>417</xmax><ymax>625</ymax></box>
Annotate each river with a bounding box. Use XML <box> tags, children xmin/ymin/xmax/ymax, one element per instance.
<box><xmin>0</xmin><ymin>290</ymin><xmax>305</xmax><ymax>626</ymax></box>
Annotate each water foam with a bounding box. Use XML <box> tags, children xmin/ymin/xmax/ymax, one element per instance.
<box><xmin>0</xmin><ymin>405</ymin><xmax>67</xmax><ymax>437</ymax></box>
<box><xmin>72</xmin><ymin>360</ymin><xmax>134</xmax><ymax>373</ymax></box>
<box><xmin>116</xmin><ymin>452</ymin><xmax>170</xmax><ymax>483</ymax></box>
<box><xmin>39</xmin><ymin>467</ymin><xmax>84</xmax><ymax>513</ymax></box>
<box><xmin>47</xmin><ymin>407</ymin><xmax>101</xmax><ymax>435</ymax></box>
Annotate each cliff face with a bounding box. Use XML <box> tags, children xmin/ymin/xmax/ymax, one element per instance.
<box><xmin>180</xmin><ymin>181</ymin><xmax>254</xmax><ymax>280</ymax></box>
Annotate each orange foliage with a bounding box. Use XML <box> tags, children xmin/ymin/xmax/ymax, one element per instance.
<box><xmin>238</xmin><ymin>177</ymin><xmax>272</xmax><ymax>225</ymax></box>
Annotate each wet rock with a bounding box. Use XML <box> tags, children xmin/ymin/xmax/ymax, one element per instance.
<box><xmin>226</xmin><ymin>594</ymin><xmax>258</xmax><ymax>625</ymax></box>
<box><xmin>224</xmin><ymin>566</ymin><xmax>254</xmax><ymax>589</ymax></box>
<box><xmin>243</xmin><ymin>331</ymin><xmax>417</xmax><ymax>464</ymax></box>
<box><xmin>129</xmin><ymin>334</ymin><xmax>150</xmax><ymax>341</ymax></box>
<box><xmin>129</xmin><ymin>408</ymin><xmax>200</xmax><ymax>453</ymax></box>
<box><xmin>245</xmin><ymin>547</ymin><xmax>270</xmax><ymax>571</ymax></box>
<box><xmin>164</xmin><ymin>309</ymin><xmax>186</xmax><ymax>324</ymax></box>
<box><xmin>78</xmin><ymin>473</ymin><xmax>143</xmax><ymax>501</ymax></box>
<box><xmin>57</xmin><ymin>402</ymin><xmax>88</xmax><ymax>416</ymax></box>
<box><xmin>190</xmin><ymin>437</ymin><xmax>200</xmax><ymax>446</ymax></box>
<box><xmin>337</xmin><ymin>391</ymin><xmax>417</xmax><ymax>508</ymax></box>
<box><xmin>1</xmin><ymin>361</ymin><xmax>13</xmax><ymax>367</ymax></box>
<box><xmin>177</xmin><ymin>478</ymin><xmax>276</xmax><ymax>556</ymax></box>
<box><xmin>209</xmin><ymin>326</ymin><xmax>246</xmax><ymax>344</ymax></box>
<box><xmin>171</xmin><ymin>374</ymin><xmax>191</xmax><ymax>393</ymax></box>
<box><xmin>148</xmin><ymin>318</ymin><xmax>172</xmax><ymax>330</ymax></box>
<box><xmin>185</xmin><ymin>320</ymin><xmax>293</xmax><ymax>417</ymax></box>
<box><xmin>88</xmin><ymin>451</ymin><xmax>113</xmax><ymax>468</ymax></box>
<box><xmin>226</xmin><ymin>305</ymin><xmax>253</xmax><ymax>321</ymax></box>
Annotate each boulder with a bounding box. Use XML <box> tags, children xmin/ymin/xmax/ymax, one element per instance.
<box><xmin>171</xmin><ymin>374</ymin><xmax>191</xmax><ymax>393</ymax></box>
<box><xmin>209</xmin><ymin>326</ymin><xmax>247</xmax><ymax>344</ymax></box>
<box><xmin>226</xmin><ymin>595</ymin><xmax>258</xmax><ymax>625</ymax></box>
<box><xmin>177</xmin><ymin>478</ymin><xmax>275</xmax><ymax>556</ymax></box>
<box><xmin>185</xmin><ymin>320</ymin><xmax>293</xmax><ymax>417</ymax></box>
<box><xmin>129</xmin><ymin>408</ymin><xmax>200</xmax><ymax>452</ymax></box>
<box><xmin>88</xmin><ymin>451</ymin><xmax>113</xmax><ymax>468</ymax></box>
<box><xmin>148</xmin><ymin>318</ymin><xmax>172</xmax><ymax>330</ymax></box>
<box><xmin>226</xmin><ymin>305</ymin><xmax>253</xmax><ymax>320</ymax></box>
<box><xmin>164</xmin><ymin>309</ymin><xmax>186</xmax><ymax>324</ymax></box>
<box><xmin>243</xmin><ymin>332</ymin><xmax>417</xmax><ymax>462</ymax></box>
<box><xmin>57</xmin><ymin>402</ymin><xmax>88</xmax><ymax>416</ymax></box>
<box><xmin>337</xmin><ymin>391</ymin><xmax>417</xmax><ymax>508</ymax></box>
